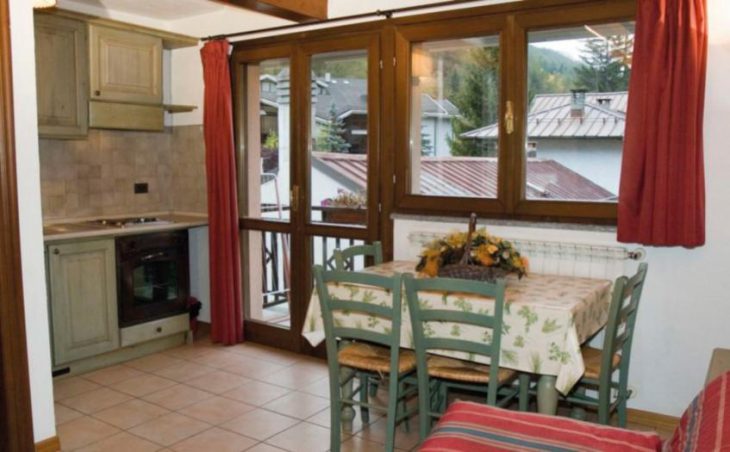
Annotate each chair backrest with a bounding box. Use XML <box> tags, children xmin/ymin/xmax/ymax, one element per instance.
<box><xmin>601</xmin><ymin>262</ymin><xmax>649</xmax><ymax>385</ymax></box>
<box><xmin>333</xmin><ymin>241</ymin><xmax>383</xmax><ymax>271</ymax></box>
<box><xmin>313</xmin><ymin>265</ymin><xmax>403</xmax><ymax>365</ymax></box>
<box><xmin>403</xmin><ymin>274</ymin><xmax>507</xmax><ymax>405</ymax></box>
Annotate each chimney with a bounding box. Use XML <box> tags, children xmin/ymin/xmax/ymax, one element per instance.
<box><xmin>597</xmin><ymin>97</ymin><xmax>612</xmax><ymax>108</ymax></box>
<box><xmin>570</xmin><ymin>89</ymin><xmax>587</xmax><ymax>118</ymax></box>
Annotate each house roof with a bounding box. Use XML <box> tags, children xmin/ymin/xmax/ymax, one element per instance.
<box><xmin>312</xmin><ymin>152</ymin><xmax>614</xmax><ymax>200</ymax></box>
<box><xmin>261</xmin><ymin>76</ymin><xmax>459</xmax><ymax>121</ymax></box>
<box><xmin>461</xmin><ymin>91</ymin><xmax>628</xmax><ymax>140</ymax></box>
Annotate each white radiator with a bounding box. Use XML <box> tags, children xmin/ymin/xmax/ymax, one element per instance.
<box><xmin>407</xmin><ymin>231</ymin><xmax>645</xmax><ymax>281</ymax></box>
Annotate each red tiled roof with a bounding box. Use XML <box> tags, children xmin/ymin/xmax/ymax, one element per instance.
<box><xmin>312</xmin><ymin>152</ymin><xmax>614</xmax><ymax>201</ymax></box>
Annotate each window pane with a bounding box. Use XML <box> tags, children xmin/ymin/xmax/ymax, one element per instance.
<box><xmin>525</xmin><ymin>22</ymin><xmax>635</xmax><ymax>202</ymax></box>
<box><xmin>309</xmin><ymin>50</ymin><xmax>368</xmax><ymax>226</ymax></box>
<box><xmin>409</xmin><ymin>36</ymin><xmax>500</xmax><ymax>198</ymax></box>
<box><xmin>243</xmin><ymin>230</ymin><xmax>291</xmax><ymax>329</ymax></box>
<box><xmin>311</xmin><ymin>235</ymin><xmax>365</xmax><ymax>271</ymax></box>
<box><xmin>241</xmin><ymin>58</ymin><xmax>291</xmax><ymax>221</ymax></box>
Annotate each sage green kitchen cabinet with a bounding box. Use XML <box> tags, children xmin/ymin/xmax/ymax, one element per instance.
<box><xmin>34</xmin><ymin>14</ymin><xmax>89</xmax><ymax>138</ymax></box>
<box><xmin>48</xmin><ymin>239</ymin><xmax>119</xmax><ymax>365</ymax></box>
<box><xmin>89</xmin><ymin>24</ymin><xmax>163</xmax><ymax>105</ymax></box>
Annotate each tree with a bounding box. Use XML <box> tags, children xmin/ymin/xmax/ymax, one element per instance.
<box><xmin>447</xmin><ymin>46</ymin><xmax>500</xmax><ymax>157</ymax></box>
<box><xmin>316</xmin><ymin>102</ymin><xmax>351</xmax><ymax>153</ymax></box>
<box><xmin>573</xmin><ymin>37</ymin><xmax>632</xmax><ymax>92</ymax></box>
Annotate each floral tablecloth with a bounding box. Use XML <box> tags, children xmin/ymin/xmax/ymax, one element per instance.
<box><xmin>302</xmin><ymin>261</ymin><xmax>612</xmax><ymax>394</ymax></box>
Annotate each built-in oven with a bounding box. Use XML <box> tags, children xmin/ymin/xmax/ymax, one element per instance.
<box><xmin>117</xmin><ymin>231</ymin><xmax>189</xmax><ymax>327</ymax></box>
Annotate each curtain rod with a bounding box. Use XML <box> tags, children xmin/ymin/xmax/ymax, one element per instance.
<box><xmin>203</xmin><ymin>0</ymin><xmax>491</xmax><ymax>42</ymax></box>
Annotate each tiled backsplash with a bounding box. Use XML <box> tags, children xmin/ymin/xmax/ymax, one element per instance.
<box><xmin>39</xmin><ymin>126</ymin><xmax>207</xmax><ymax>220</ymax></box>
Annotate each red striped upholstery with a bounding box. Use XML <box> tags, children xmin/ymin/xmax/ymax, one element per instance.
<box><xmin>419</xmin><ymin>401</ymin><xmax>662</xmax><ymax>452</ymax></box>
<box><xmin>664</xmin><ymin>371</ymin><xmax>730</xmax><ymax>452</ymax></box>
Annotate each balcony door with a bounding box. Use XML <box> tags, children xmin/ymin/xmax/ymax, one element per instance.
<box><xmin>232</xmin><ymin>34</ymin><xmax>381</xmax><ymax>352</ymax></box>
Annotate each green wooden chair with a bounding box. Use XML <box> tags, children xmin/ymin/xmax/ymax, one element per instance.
<box><xmin>403</xmin><ymin>274</ymin><xmax>530</xmax><ymax>441</ymax></box>
<box><xmin>566</xmin><ymin>262</ymin><xmax>649</xmax><ymax>427</ymax></box>
<box><xmin>313</xmin><ymin>265</ymin><xmax>417</xmax><ymax>452</ymax></box>
<box><xmin>333</xmin><ymin>241</ymin><xmax>383</xmax><ymax>271</ymax></box>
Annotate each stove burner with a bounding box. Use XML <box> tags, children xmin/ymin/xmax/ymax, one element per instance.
<box><xmin>89</xmin><ymin>217</ymin><xmax>170</xmax><ymax>228</ymax></box>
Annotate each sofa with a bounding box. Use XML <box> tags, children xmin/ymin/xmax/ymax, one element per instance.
<box><xmin>419</xmin><ymin>370</ymin><xmax>730</xmax><ymax>451</ymax></box>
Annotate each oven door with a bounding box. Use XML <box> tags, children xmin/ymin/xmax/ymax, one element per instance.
<box><xmin>118</xmin><ymin>232</ymin><xmax>189</xmax><ymax>327</ymax></box>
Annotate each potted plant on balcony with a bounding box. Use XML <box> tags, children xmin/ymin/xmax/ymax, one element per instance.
<box><xmin>320</xmin><ymin>189</ymin><xmax>367</xmax><ymax>225</ymax></box>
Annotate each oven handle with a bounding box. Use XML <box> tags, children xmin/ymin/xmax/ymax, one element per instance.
<box><xmin>140</xmin><ymin>251</ymin><xmax>167</xmax><ymax>262</ymax></box>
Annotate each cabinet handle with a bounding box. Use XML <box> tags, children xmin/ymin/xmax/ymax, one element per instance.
<box><xmin>156</xmin><ymin>327</ymin><xmax>163</xmax><ymax>333</ymax></box>
<box><xmin>53</xmin><ymin>248</ymin><xmax>60</xmax><ymax>255</ymax></box>
<box><xmin>94</xmin><ymin>90</ymin><xmax>101</xmax><ymax>96</ymax></box>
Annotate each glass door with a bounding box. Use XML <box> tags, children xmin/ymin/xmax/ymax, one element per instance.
<box><xmin>233</xmin><ymin>35</ymin><xmax>381</xmax><ymax>353</ymax></box>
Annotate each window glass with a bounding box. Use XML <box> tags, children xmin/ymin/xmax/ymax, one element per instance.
<box><xmin>525</xmin><ymin>22</ymin><xmax>634</xmax><ymax>202</ymax></box>
<box><xmin>408</xmin><ymin>36</ymin><xmax>500</xmax><ymax>198</ymax></box>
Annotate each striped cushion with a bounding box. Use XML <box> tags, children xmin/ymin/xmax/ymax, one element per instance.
<box><xmin>664</xmin><ymin>371</ymin><xmax>730</xmax><ymax>452</ymax></box>
<box><xmin>420</xmin><ymin>401</ymin><xmax>662</xmax><ymax>452</ymax></box>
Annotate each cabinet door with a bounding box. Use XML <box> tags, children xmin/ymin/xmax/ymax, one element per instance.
<box><xmin>34</xmin><ymin>14</ymin><xmax>89</xmax><ymax>138</ymax></box>
<box><xmin>49</xmin><ymin>239</ymin><xmax>119</xmax><ymax>365</ymax></box>
<box><xmin>89</xmin><ymin>25</ymin><xmax>162</xmax><ymax>104</ymax></box>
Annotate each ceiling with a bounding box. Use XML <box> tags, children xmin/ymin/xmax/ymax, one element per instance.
<box><xmin>62</xmin><ymin>0</ymin><xmax>225</xmax><ymax>20</ymax></box>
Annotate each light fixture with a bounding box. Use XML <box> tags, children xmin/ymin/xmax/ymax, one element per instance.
<box><xmin>33</xmin><ymin>0</ymin><xmax>57</xmax><ymax>9</ymax></box>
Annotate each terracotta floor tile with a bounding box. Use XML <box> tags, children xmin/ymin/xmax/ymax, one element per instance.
<box><xmin>262</xmin><ymin>392</ymin><xmax>330</xmax><ymax>420</ymax></box>
<box><xmin>81</xmin><ymin>365</ymin><xmax>144</xmax><ymax>386</ymax></box>
<box><xmin>53</xmin><ymin>376</ymin><xmax>101</xmax><ymax>401</ymax></box>
<box><xmin>340</xmin><ymin>436</ymin><xmax>404</xmax><ymax>452</ymax></box>
<box><xmin>183</xmin><ymin>396</ymin><xmax>256</xmax><ymax>425</ymax></box>
<box><xmin>244</xmin><ymin>444</ymin><xmax>287</xmax><ymax>452</ymax></box>
<box><xmin>264</xmin><ymin>366</ymin><xmax>328</xmax><ymax>390</ymax></box>
<box><xmin>54</xmin><ymin>402</ymin><xmax>84</xmax><ymax>425</ymax></box>
<box><xmin>307</xmin><ymin>407</ymin><xmax>381</xmax><ymax>435</ymax></box>
<box><xmin>110</xmin><ymin>374</ymin><xmax>177</xmax><ymax>397</ymax></box>
<box><xmin>227</xmin><ymin>345</ymin><xmax>304</xmax><ymax>367</ymax></box>
<box><xmin>126</xmin><ymin>353</ymin><xmax>186</xmax><ymax>372</ymax></box>
<box><xmin>299</xmin><ymin>379</ymin><xmax>332</xmax><ymax>399</ymax></box>
<box><xmin>220</xmin><ymin>408</ymin><xmax>300</xmax><ymax>441</ymax></box>
<box><xmin>222</xmin><ymin>381</ymin><xmax>292</xmax><ymax>406</ymax></box>
<box><xmin>163</xmin><ymin>345</ymin><xmax>212</xmax><ymax>361</ymax></box>
<box><xmin>220</xmin><ymin>357</ymin><xmax>285</xmax><ymax>380</ymax></box>
<box><xmin>59</xmin><ymin>387</ymin><xmax>133</xmax><ymax>414</ymax></box>
<box><xmin>153</xmin><ymin>361</ymin><xmax>217</xmax><ymax>383</ymax></box>
<box><xmin>92</xmin><ymin>398</ymin><xmax>170</xmax><ymax>429</ymax></box>
<box><xmin>56</xmin><ymin>416</ymin><xmax>120</xmax><ymax>450</ymax></box>
<box><xmin>189</xmin><ymin>349</ymin><xmax>250</xmax><ymax>368</ymax></box>
<box><xmin>186</xmin><ymin>370</ymin><xmax>251</xmax><ymax>394</ymax></box>
<box><xmin>129</xmin><ymin>412</ymin><xmax>211</xmax><ymax>446</ymax></box>
<box><xmin>171</xmin><ymin>427</ymin><xmax>258</xmax><ymax>452</ymax></box>
<box><xmin>75</xmin><ymin>431</ymin><xmax>160</xmax><ymax>452</ymax></box>
<box><xmin>142</xmin><ymin>383</ymin><xmax>214</xmax><ymax>411</ymax></box>
<box><xmin>355</xmin><ymin>414</ymin><xmax>422</xmax><ymax>451</ymax></box>
<box><xmin>265</xmin><ymin>421</ymin><xmax>332</xmax><ymax>452</ymax></box>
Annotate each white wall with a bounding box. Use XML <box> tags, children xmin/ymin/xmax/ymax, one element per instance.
<box><xmin>8</xmin><ymin>0</ymin><xmax>56</xmax><ymax>442</ymax></box>
<box><xmin>537</xmin><ymin>138</ymin><xmax>622</xmax><ymax>194</ymax></box>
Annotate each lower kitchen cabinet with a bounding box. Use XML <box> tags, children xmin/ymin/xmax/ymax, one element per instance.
<box><xmin>48</xmin><ymin>239</ymin><xmax>119</xmax><ymax>365</ymax></box>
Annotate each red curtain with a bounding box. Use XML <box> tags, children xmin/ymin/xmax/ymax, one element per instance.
<box><xmin>618</xmin><ymin>0</ymin><xmax>708</xmax><ymax>247</ymax></box>
<box><xmin>201</xmin><ymin>40</ymin><xmax>243</xmax><ymax>345</ymax></box>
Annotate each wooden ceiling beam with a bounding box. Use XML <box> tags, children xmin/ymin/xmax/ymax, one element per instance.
<box><xmin>218</xmin><ymin>0</ymin><xmax>328</xmax><ymax>22</ymax></box>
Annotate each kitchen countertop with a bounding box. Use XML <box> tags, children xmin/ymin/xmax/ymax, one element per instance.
<box><xmin>43</xmin><ymin>212</ymin><xmax>208</xmax><ymax>242</ymax></box>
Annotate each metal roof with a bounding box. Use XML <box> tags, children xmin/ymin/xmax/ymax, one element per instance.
<box><xmin>312</xmin><ymin>152</ymin><xmax>614</xmax><ymax>201</ymax></box>
<box><xmin>461</xmin><ymin>91</ymin><xmax>628</xmax><ymax>140</ymax></box>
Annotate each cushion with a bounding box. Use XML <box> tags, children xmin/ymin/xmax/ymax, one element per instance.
<box><xmin>420</xmin><ymin>401</ymin><xmax>663</xmax><ymax>452</ymax></box>
<box><xmin>338</xmin><ymin>342</ymin><xmax>417</xmax><ymax>374</ymax></box>
<box><xmin>427</xmin><ymin>355</ymin><xmax>516</xmax><ymax>384</ymax></box>
<box><xmin>664</xmin><ymin>370</ymin><xmax>730</xmax><ymax>452</ymax></box>
<box><xmin>581</xmin><ymin>346</ymin><xmax>621</xmax><ymax>380</ymax></box>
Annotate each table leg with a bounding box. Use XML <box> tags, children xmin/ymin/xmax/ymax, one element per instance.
<box><xmin>537</xmin><ymin>375</ymin><xmax>559</xmax><ymax>415</ymax></box>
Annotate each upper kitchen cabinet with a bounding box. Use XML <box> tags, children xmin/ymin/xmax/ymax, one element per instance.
<box><xmin>34</xmin><ymin>14</ymin><xmax>89</xmax><ymax>139</ymax></box>
<box><xmin>89</xmin><ymin>25</ymin><xmax>162</xmax><ymax>105</ymax></box>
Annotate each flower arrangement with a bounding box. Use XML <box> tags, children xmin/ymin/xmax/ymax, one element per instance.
<box><xmin>321</xmin><ymin>189</ymin><xmax>366</xmax><ymax>208</ymax></box>
<box><xmin>416</xmin><ymin>227</ymin><xmax>529</xmax><ymax>279</ymax></box>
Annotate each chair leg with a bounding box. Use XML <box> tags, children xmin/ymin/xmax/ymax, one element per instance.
<box><xmin>438</xmin><ymin>383</ymin><xmax>448</xmax><ymax>413</ymax></box>
<box><xmin>569</xmin><ymin>386</ymin><xmax>587</xmax><ymax>421</ymax></box>
<box><xmin>360</xmin><ymin>373</ymin><xmax>370</xmax><ymax>424</ymax></box>
<box><xmin>518</xmin><ymin>373</ymin><xmax>531</xmax><ymax>411</ymax></box>
<box><xmin>369</xmin><ymin>378</ymin><xmax>379</xmax><ymax>397</ymax></box>
<box><xmin>398</xmin><ymin>379</ymin><xmax>410</xmax><ymax>433</ymax></box>
<box><xmin>384</xmin><ymin>375</ymin><xmax>400</xmax><ymax>452</ymax></box>
<box><xmin>329</xmin><ymin>364</ymin><xmax>343</xmax><ymax>452</ymax></box>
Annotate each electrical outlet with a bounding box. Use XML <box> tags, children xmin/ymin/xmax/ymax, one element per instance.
<box><xmin>628</xmin><ymin>385</ymin><xmax>638</xmax><ymax>399</ymax></box>
<box><xmin>134</xmin><ymin>182</ymin><xmax>148</xmax><ymax>194</ymax></box>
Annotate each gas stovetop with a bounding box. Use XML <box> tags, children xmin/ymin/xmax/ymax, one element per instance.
<box><xmin>88</xmin><ymin>217</ymin><xmax>172</xmax><ymax>228</ymax></box>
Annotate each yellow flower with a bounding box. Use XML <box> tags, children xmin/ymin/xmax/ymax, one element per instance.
<box><xmin>475</xmin><ymin>244</ymin><xmax>495</xmax><ymax>267</ymax></box>
<box><xmin>421</xmin><ymin>256</ymin><xmax>440</xmax><ymax>277</ymax></box>
<box><xmin>487</xmin><ymin>244</ymin><xmax>498</xmax><ymax>255</ymax></box>
<box><xmin>521</xmin><ymin>256</ymin><xmax>530</xmax><ymax>273</ymax></box>
<box><xmin>445</xmin><ymin>232</ymin><xmax>468</xmax><ymax>248</ymax></box>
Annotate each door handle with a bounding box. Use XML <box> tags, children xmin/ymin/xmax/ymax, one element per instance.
<box><xmin>140</xmin><ymin>251</ymin><xmax>166</xmax><ymax>262</ymax></box>
<box><xmin>505</xmin><ymin>100</ymin><xmax>515</xmax><ymax>135</ymax></box>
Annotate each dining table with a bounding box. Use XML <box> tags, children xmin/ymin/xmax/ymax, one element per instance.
<box><xmin>302</xmin><ymin>260</ymin><xmax>612</xmax><ymax>418</ymax></box>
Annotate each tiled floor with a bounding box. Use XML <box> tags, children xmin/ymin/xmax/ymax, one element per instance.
<box><xmin>54</xmin><ymin>338</ymin><xmax>417</xmax><ymax>452</ymax></box>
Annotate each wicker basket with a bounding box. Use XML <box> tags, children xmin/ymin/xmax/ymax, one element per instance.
<box><xmin>436</xmin><ymin>213</ymin><xmax>509</xmax><ymax>282</ymax></box>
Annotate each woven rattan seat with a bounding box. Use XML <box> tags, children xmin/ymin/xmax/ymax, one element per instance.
<box><xmin>581</xmin><ymin>346</ymin><xmax>621</xmax><ymax>380</ymax></box>
<box><xmin>338</xmin><ymin>342</ymin><xmax>417</xmax><ymax>374</ymax></box>
<box><xmin>427</xmin><ymin>355</ymin><xmax>517</xmax><ymax>384</ymax></box>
